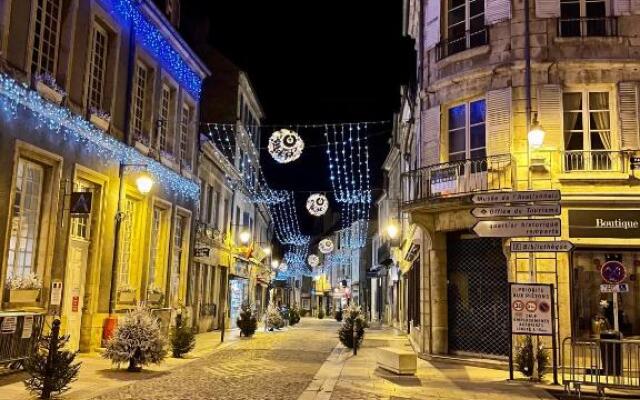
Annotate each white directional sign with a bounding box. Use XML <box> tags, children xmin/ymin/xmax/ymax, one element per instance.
<box><xmin>510</xmin><ymin>240</ymin><xmax>574</xmax><ymax>253</ymax></box>
<box><xmin>472</xmin><ymin>190</ymin><xmax>561</xmax><ymax>204</ymax></box>
<box><xmin>472</xmin><ymin>204</ymin><xmax>561</xmax><ymax>218</ymax></box>
<box><xmin>473</xmin><ymin>218</ymin><xmax>561</xmax><ymax>237</ymax></box>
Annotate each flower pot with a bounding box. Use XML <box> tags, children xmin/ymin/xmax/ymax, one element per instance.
<box><xmin>9</xmin><ymin>289</ymin><xmax>40</xmax><ymax>303</ymax></box>
<box><xmin>147</xmin><ymin>292</ymin><xmax>163</xmax><ymax>303</ymax></box>
<box><xmin>118</xmin><ymin>291</ymin><xmax>136</xmax><ymax>304</ymax></box>
<box><xmin>134</xmin><ymin>140</ymin><xmax>150</xmax><ymax>155</ymax></box>
<box><xmin>90</xmin><ymin>113</ymin><xmax>110</xmax><ymax>132</ymax></box>
<box><xmin>36</xmin><ymin>81</ymin><xmax>64</xmax><ymax>105</ymax></box>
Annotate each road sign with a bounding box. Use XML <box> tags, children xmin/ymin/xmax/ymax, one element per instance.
<box><xmin>70</xmin><ymin>192</ymin><xmax>92</xmax><ymax>215</ymax></box>
<box><xmin>600</xmin><ymin>283</ymin><xmax>629</xmax><ymax>293</ymax></box>
<box><xmin>510</xmin><ymin>283</ymin><xmax>553</xmax><ymax>335</ymax></box>
<box><xmin>472</xmin><ymin>190</ymin><xmax>561</xmax><ymax>204</ymax></box>
<box><xmin>472</xmin><ymin>204</ymin><xmax>561</xmax><ymax>218</ymax></box>
<box><xmin>473</xmin><ymin>218</ymin><xmax>561</xmax><ymax>237</ymax></box>
<box><xmin>601</xmin><ymin>260</ymin><xmax>626</xmax><ymax>284</ymax></box>
<box><xmin>510</xmin><ymin>240</ymin><xmax>574</xmax><ymax>253</ymax></box>
<box><xmin>631</xmin><ymin>156</ymin><xmax>640</xmax><ymax>170</ymax></box>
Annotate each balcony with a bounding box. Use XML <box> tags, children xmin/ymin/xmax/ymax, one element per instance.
<box><xmin>557</xmin><ymin>16</ymin><xmax>617</xmax><ymax>38</ymax></box>
<box><xmin>402</xmin><ymin>154</ymin><xmax>515</xmax><ymax>208</ymax></box>
<box><xmin>562</xmin><ymin>150</ymin><xmax>631</xmax><ymax>173</ymax></box>
<box><xmin>436</xmin><ymin>28</ymin><xmax>489</xmax><ymax>61</ymax></box>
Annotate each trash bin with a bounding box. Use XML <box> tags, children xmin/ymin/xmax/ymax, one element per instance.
<box><xmin>600</xmin><ymin>330</ymin><xmax>622</xmax><ymax>376</ymax></box>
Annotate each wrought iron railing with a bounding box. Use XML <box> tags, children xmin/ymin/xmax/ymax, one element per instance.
<box><xmin>401</xmin><ymin>154</ymin><xmax>515</xmax><ymax>206</ymax></box>
<box><xmin>558</xmin><ymin>16</ymin><xmax>618</xmax><ymax>38</ymax></box>
<box><xmin>436</xmin><ymin>28</ymin><xmax>489</xmax><ymax>61</ymax></box>
<box><xmin>563</xmin><ymin>150</ymin><xmax>629</xmax><ymax>173</ymax></box>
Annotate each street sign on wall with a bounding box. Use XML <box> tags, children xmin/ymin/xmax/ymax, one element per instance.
<box><xmin>601</xmin><ymin>283</ymin><xmax>629</xmax><ymax>293</ymax></box>
<box><xmin>473</xmin><ymin>219</ymin><xmax>561</xmax><ymax>237</ymax></box>
<box><xmin>600</xmin><ymin>260</ymin><xmax>626</xmax><ymax>284</ymax></box>
<box><xmin>472</xmin><ymin>190</ymin><xmax>561</xmax><ymax>204</ymax></box>
<box><xmin>510</xmin><ymin>240</ymin><xmax>574</xmax><ymax>253</ymax></box>
<box><xmin>472</xmin><ymin>204</ymin><xmax>561</xmax><ymax>218</ymax></box>
<box><xmin>510</xmin><ymin>283</ymin><xmax>553</xmax><ymax>336</ymax></box>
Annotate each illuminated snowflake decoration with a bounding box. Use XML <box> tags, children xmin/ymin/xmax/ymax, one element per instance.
<box><xmin>319</xmin><ymin>239</ymin><xmax>334</xmax><ymax>254</ymax></box>
<box><xmin>306</xmin><ymin>193</ymin><xmax>329</xmax><ymax>216</ymax></box>
<box><xmin>308</xmin><ymin>254</ymin><xmax>320</xmax><ymax>267</ymax></box>
<box><xmin>268</xmin><ymin>129</ymin><xmax>304</xmax><ymax>163</ymax></box>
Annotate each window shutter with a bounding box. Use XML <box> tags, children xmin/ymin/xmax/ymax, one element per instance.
<box><xmin>619</xmin><ymin>82</ymin><xmax>640</xmax><ymax>150</ymax></box>
<box><xmin>421</xmin><ymin>106</ymin><xmax>441</xmax><ymax>167</ymax></box>
<box><xmin>486</xmin><ymin>87</ymin><xmax>512</xmax><ymax>155</ymax></box>
<box><xmin>485</xmin><ymin>0</ymin><xmax>512</xmax><ymax>25</ymax></box>
<box><xmin>535</xmin><ymin>0</ymin><xmax>560</xmax><ymax>18</ymax></box>
<box><xmin>613</xmin><ymin>0</ymin><xmax>631</xmax><ymax>15</ymax></box>
<box><xmin>537</xmin><ymin>84</ymin><xmax>563</xmax><ymax>149</ymax></box>
<box><xmin>424</xmin><ymin>0</ymin><xmax>441</xmax><ymax>50</ymax></box>
<box><xmin>631</xmin><ymin>0</ymin><xmax>640</xmax><ymax>14</ymax></box>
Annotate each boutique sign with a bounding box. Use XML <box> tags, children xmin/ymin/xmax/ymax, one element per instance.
<box><xmin>569</xmin><ymin>210</ymin><xmax>640</xmax><ymax>238</ymax></box>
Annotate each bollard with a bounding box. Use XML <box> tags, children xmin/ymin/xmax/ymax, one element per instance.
<box><xmin>42</xmin><ymin>319</ymin><xmax>61</xmax><ymax>399</ymax></box>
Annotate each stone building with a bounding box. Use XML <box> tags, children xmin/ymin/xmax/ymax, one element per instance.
<box><xmin>0</xmin><ymin>0</ymin><xmax>209</xmax><ymax>352</ymax></box>
<box><xmin>396</xmin><ymin>0</ymin><xmax>640</xmax><ymax>365</ymax></box>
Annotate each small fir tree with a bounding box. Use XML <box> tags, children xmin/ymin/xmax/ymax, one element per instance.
<box><xmin>170</xmin><ymin>314</ymin><xmax>195</xmax><ymax>358</ymax></box>
<box><xmin>237</xmin><ymin>303</ymin><xmax>258</xmax><ymax>337</ymax></box>
<box><xmin>103</xmin><ymin>305</ymin><xmax>168</xmax><ymax>371</ymax></box>
<box><xmin>338</xmin><ymin>304</ymin><xmax>367</xmax><ymax>350</ymax></box>
<box><xmin>266</xmin><ymin>304</ymin><xmax>284</xmax><ymax>330</ymax></box>
<box><xmin>24</xmin><ymin>319</ymin><xmax>81</xmax><ymax>399</ymax></box>
<box><xmin>515</xmin><ymin>335</ymin><xmax>549</xmax><ymax>380</ymax></box>
<box><xmin>289</xmin><ymin>305</ymin><xmax>301</xmax><ymax>326</ymax></box>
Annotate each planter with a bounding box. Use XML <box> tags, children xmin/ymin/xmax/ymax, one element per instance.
<box><xmin>147</xmin><ymin>292</ymin><xmax>163</xmax><ymax>304</ymax></box>
<box><xmin>36</xmin><ymin>81</ymin><xmax>64</xmax><ymax>105</ymax></box>
<box><xmin>9</xmin><ymin>289</ymin><xmax>40</xmax><ymax>303</ymax></box>
<box><xmin>134</xmin><ymin>140</ymin><xmax>150</xmax><ymax>156</ymax></box>
<box><xmin>118</xmin><ymin>291</ymin><xmax>136</xmax><ymax>304</ymax></box>
<box><xmin>90</xmin><ymin>113</ymin><xmax>110</xmax><ymax>132</ymax></box>
<box><xmin>161</xmin><ymin>156</ymin><xmax>179</xmax><ymax>171</ymax></box>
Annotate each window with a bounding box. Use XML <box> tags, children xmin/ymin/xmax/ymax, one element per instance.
<box><xmin>118</xmin><ymin>197</ymin><xmax>138</xmax><ymax>286</ymax></box>
<box><xmin>171</xmin><ymin>214</ymin><xmax>186</xmax><ymax>298</ymax></box>
<box><xmin>131</xmin><ymin>62</ymin><xmax>151</xmax><ymax>142</ymax></box>
<box><xmin>149</xmin><ymin>207</ymin><xmax>168</xmax><ymax>288</ymax></box>
<box><xmin>209</xmin><ymin>188</ymin><xmax>218</xmax><ymax>226</ymax></box>
<box><xmin>440</xmin><ymin>0</ymin><xmax>487</xmax><ymax>58</ymax></box>
<box><xmin>563</xmin><ymin>90</ymin><xmax>612</xmax><ymax>170</ymax></box>
<box><xmin>180</xmin><ymin>103</ymin><xmax>192</xmax><ymax>167</ymax></box>
<box><xmin>222</xmin><ymin>197</ymin><xmax>229</xmax><ymax>231</ymax></box>
<box><xmin>7</xmin><ymin>159</ymin><xmax>44</xmax><ymax>279</ymax></box>
<box><xmin>87</xmin><ymin>24</ymin><xmax>109</xmax><ymax>111</ymax></box>
<box><xmin>70</xmin><ymin>180</ymin><xmax>94</xmax><ymax>240</ymax></box>
<box><xmin>165</xmin><ymin>0</ymin><xmax>180</xmax><ymax>28</ymax></box>
<box><xmin>30</xmin><ymin>0</ymin><xmax>62</xmax><ymax>76</ymax></box>
<box><xmin>448</xmin><ymin>99</ymin><xmax>486</xmax><ymax>162</ymax></box>
<box><xmin>559</xmin><ymin>0</ymin><xmax>614</xmax><ymax>37</ymax></box>
<box><xmin>158</xmin><ymin>84</ymin><xmax>174</xmax><ymax>154</ymax></box>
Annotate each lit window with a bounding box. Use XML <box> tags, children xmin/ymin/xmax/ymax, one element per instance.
<box><xmin>7</xmin><ymin>159</ymin><xmax>44</xmax><ymax>279</ymax></box>
<box><xmin>118</xmin><ymin>197</ymin><xmax>138</xmax><ymax>286</ymax></box>
<box><xmin>88</xmin><ymin>24</ymin><xmax>109</xmax><ymax>111</ymax></box>
<box><xmin>30</xmin><ymin>0</ymin><xmax>62</xmax><ymax>76</ymax></box>
<box><xmin>149</xmin><ymin>207</ymin><xmax>168</xmax><ymax>288</ymax></box>
<box><xmin>171</xmin><ymin>215</ymin><xmax>186</xmax><ymax>299</ymax></box>
<box><xmin>447</xmin><ymin>99</ymin><xmax>486</xmax><ymax>162</ymax></box>
<box><xmin>131</xmin><ymin>62</ymin><xmax>149</xmax><ymax>141</ymax></box>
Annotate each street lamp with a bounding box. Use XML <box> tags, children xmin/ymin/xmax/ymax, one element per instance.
<box><xmin>385</xmin><ymin>223</ymin><xmax>399</xmax><ymax>239</ymax></box>
<box><xmin>135</xmin><ymin>172</ymin><xmax>154</xmax><ymax>194</ymax></box>
<box><xmin>271</xmin><ymin>259</ymin><xmax>280</xmax><ymax>269</ymax></box>
<box><xmin>528</xmin><ymin>119</ymin><xmax>545</xmax><ymax>150</ymax></box>
<box><xmin>239</xmin><ymin>230</ymin><xmax>251</xmax><ymax>245</ymax></box>
<box><xmin>263</xmin><ymin>246</ymin><xmax>272</xmax><ymax>256</ymax></box>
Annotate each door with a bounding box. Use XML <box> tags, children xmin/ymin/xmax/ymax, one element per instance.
<box><xmin>63</xmin><ymin>239</ymin><xmax>89</xmax><ymax>351</ymax></box>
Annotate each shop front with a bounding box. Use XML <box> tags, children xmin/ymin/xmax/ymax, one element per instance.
<box><xmin>229</xmin><ymin>260</ymin><xmax>250</xmax><ymax>329</ymax></box>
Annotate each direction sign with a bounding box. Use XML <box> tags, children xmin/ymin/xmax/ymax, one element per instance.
<box><xmin>472</xmin><ymin>204</ymin><xmax>561</xmax><ymax>218</ymax></box>
<box><xmin>600</xmin><ymin>283</ymin><xmax>629</xmax><ymax>293</ymax></box>
<box><xmin>510</xmin><ymin>240</ymin><xmax>574</xmax><ymax>253</ymax></box>
<box><xmin>473</xmin><ymin>218</ymin><xmax>561</xmax><ymax>237</ymax></box>
<box><xmin>472</xmin><ymin>190</ymin><xmax>561</xmax><ymax>204</ymax></box>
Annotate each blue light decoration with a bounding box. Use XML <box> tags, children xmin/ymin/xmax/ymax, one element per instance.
<box><xmin>108</xmin><ymin>0</ymin><xmax>203</xmax><ymax>99</ymax></box>
<box><xmin>0</xmin><ymin>74</ymin><xmax>200</xmax><ymax>199</ymax></box>
<box><xmin>269</xmin><ymin>191</ymin><xmax>309</xmax><ymax>246</ymax></box>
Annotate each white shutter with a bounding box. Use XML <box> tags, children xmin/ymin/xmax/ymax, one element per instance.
<box><xmin>485</xmin><ymin>0</ymin><xmax>512</xmax><ymax>25</ymax></box>
<box><xmin>486</xmin><ymin>87</ymin><xmax>512</xmax><ymax>155</ymax></box>
<box><xmin>618</xmin><ymin>82</ymin><xmax>640</xmax><ymax>150</ymax></box>
<box><xmin>424</xmin><ymin>0</ymin><xmax>441</xmax><ymax>50</ymax></box>
<box><xmin>535</xmin><ymin>0</ymin><xmax>560</xmax><ymax>18</ymax></box>
<box><xmin>537</xmin><ymin>85</ymin><xmax>563</xmax><ymax>150</ymax></box>
<box><xmin>613</xmin><ymin>0</ymin><xmax>630</xmax><ymax>15</ymax></box>
<box><xmin>421</xmin><ymin>106</ymin><xmax>441</xmax><ymax>167</ymax></box>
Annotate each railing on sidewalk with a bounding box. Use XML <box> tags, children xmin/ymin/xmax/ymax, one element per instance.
<box><xmin>562</xmin><ymin>336</ymin><xmax>640</xmax><ymax>397</ymax></box>
<box><xmin>402</xmin><ymin>154</ymin><xmax>515</xmax><ymax>206</ymax></box>
<box><xmin>562</xmin><ymin>150</ymin><xmax>630</xmax><ymax>173</ymax></box>
<box><xmin>0</xmin><ymin>312</ymin><xmax>45</xmax><ymax>367</ymax></box>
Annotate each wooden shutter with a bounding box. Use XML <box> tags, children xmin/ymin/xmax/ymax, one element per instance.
<box><xmin>613</xmin><ymin>0</ymin><xmax>630</xmax><ymax>15</ymax></box>
<box><xmin>424</xmin><ymin>0</ymin><xmax>441</xmax><ymax>50</ymax></box>
<box><xmin>486</xmin><ymin>88</ymin><xmax>512</xmax><ymax>155</ymax></box>
<box><xmin>485</xmin><ymin>0</ymin><xmax>512</xmax><ymax>25</ymax></box>
<box><xmin>537</xmin><ymin>85</ymin><xmax>563</xmax><ymax>150</ymax></box>
<box><xmin>421</xmin><ymin>106</ymin><xmax>441</xmax><ymax>167</ymax></box>
<box><xmin>535</xmin><ymin>0</ymin><xmax>560</xmax><ymax>18</ymax></box>
<box><xmin>619</xmin><ymin>82</ymin><xmax>640</xmax><ymax>150</ymax></box>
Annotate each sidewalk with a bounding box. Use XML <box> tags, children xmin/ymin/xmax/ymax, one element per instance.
<box><xmin>0</xmin><ymin>329</ymin><xmax>231</xmax><ymax>400</ymax></box>
<box><xmin>301</xmin><ymin>327</ymin><xmax>556</xmax><ymax>400</ymax></box>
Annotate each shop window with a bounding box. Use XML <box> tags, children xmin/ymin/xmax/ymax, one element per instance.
<box><xmin>118</xmin><ymin>197</ymin><xmax>139</xmax><ymax>286</ymax></box>
<box><xmin>87</xmin><ymin>23</ymin><xmax>109</xmax><ymax>112</ymax></box>
<box><xmin>148</xmin><ymin>206</ymin><xmax>169</xmax><ymax>289</ymax></box>
<box><xmin>563</xmin><ymin>90</ymin><xmax>613</xmax><ymax>171</ymax></box>
<box><xmin>171</xmin><ymin>213</ymin><xmax>188</xmax><ymax>299</ymax></box>
<box><xmin>7</xmin><ymin>158</ymin><xmax>44</xmax><ymax>280</ymax></box>
<box><xmin>30</xmin><ymin>0</ymin><xmax>62</xmax><ymax>77</ymax></box>
<box><xmin>559</xmin><ymin>0</ymin><xmax>615</xmax><ymax>37</ymax></box>
<box><xmin>572</xmin><ymin>251</ymin><xmax>640</xmax><ymax>338</ymax></box>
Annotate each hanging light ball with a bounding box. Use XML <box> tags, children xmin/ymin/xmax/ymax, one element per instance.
<box><xmin>268</xmin><ymin>129</ymin><xmax>304</xmax><ymax>163</ymax></box>
<box><xmin>306</xmin><ymin>193</ymin><xmax>329</xmax><ymax>216</ymax></box>
<box><xmin>308</xmin><ymin>254</ymin><xmax>320</xmax><ymax>267</ymax></box>
<box><xmin>319</xmin><ymin>238</ymin><xmax>334</xmax><ymax>254</ymax></box>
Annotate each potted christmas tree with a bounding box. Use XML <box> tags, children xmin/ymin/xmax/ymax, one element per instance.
<box><xmin>266</xmin><ymin>304</ymin><xmax>284</xmax><ymax>331</ymax></box>
<box><xmin>103</xmin><ymin>306</ymin><xmax>167</xmax><ymax>371</ymax></box>
<box><xmin>289</xmin><ymin>305</ymin><xmax>301</xmax><ymax>326</ymax></box>
<box><xmin>338</xmin><ymin>304</ymin><xmax>367</xmax><ymax>350</ymax></box>
<box><xmin>237</xmin><ymin>303</ymin><xmax>258</xmax><ymax>338</ymax></box>
<box><xmin>170</xmin><ymin>313</ymin><xmax>195</xmax><ymax>358</ymax></box>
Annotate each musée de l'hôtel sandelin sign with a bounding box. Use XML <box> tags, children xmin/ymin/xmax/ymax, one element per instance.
<box><xmin>569</xmin><ymin>210</ymin><xmax>640</xmax><ymax>238</ymax></box>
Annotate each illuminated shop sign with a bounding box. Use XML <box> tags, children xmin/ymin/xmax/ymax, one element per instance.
<box><xmin>569</xmin><ymin>210</ymin><xmax>640</xmax><ymax>238</ymax></box>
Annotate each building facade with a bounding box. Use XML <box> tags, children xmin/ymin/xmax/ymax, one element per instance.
<box><xmin>397</xmin><ymin>0</ymin><xmax>640</xmax><ymax>364</ymax></box>
<box><xmin>0</xmin><ymin>0</ymin><xmax>209</xmax><ymax>352</ymax></box>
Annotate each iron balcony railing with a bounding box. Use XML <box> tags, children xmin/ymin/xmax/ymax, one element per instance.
<box><xmin>401</xmin><ymin>154</ymin><xmax>515</xmax><ymax>206</ymax></box>
<box><xmin>558</xmin><ymin>16</ymin><xmax>618</xmax><ymax>38</ymax></box>
<box><xmin>436</xmin><ymin>28</ymin><xmax>489</xmax><ymax>61</ymax></box>
<box><xmin>563</xmin><ymin>150</ymin><xmax>630</xmax><ymax>173</ymax></box>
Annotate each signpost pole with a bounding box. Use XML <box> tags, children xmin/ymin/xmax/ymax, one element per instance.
<box><xmin>550</xmin><ymin>284</ymin><xmax>558</xmax><ymax>385</ymax></box>
<box><xmin>508</xmin><ymin>284</ymin><xmax>514</xmax><ymax>381</ymax></box>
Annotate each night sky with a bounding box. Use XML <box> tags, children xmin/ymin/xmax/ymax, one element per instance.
<box><xmin>182</xmin><ymin>1</ymin><xmax>404</xmax><ymax>235</ymax></box>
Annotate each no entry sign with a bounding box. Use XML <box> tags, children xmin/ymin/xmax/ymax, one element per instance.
<box><xmin>510</xmin><ymin>283</ymin><xmax>553</xmax><ymax>336</ymax></box>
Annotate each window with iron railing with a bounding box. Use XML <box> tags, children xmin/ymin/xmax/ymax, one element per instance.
<box><xmin>438</xmin><ymin>0</ymin><xmax>488</xmax><ymax>60</ymax></box>
<box><xmin>559</xmin><ymin>0</ymin><xmax>617</xmax><ymax>37</ymax></box>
